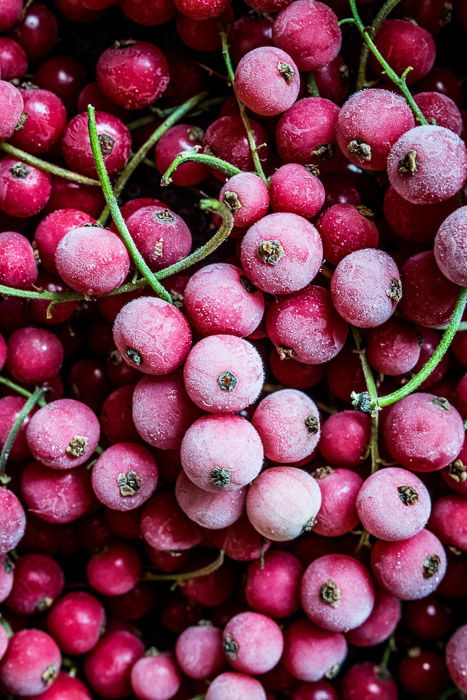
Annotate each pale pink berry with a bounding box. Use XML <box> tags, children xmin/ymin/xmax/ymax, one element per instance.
<box><xmin>312</xmin><ymin>467</ymin><xmax>362</xmax><ymax>537</ymax></box>
<box><xmin>220</xmin><ymin>173</ymin><xmax>269</xmax><ymax>228</ymax></box>
<box><xmin>206</xmin><ymin>672</ymin><xmax>267</xmax><ymax>700</ymax></box>
<box><xmin>222</xmin><ymin>612</ymin><xmax>284</xmax><ymax>675</ymax></box>
<box><xmin>434</xmin><ymin>206</ymin><xmax>467</xmax><ymax>286</ymax></box>
<box><xmin>282</xmin><ymin>618</ymin><xmax>347</xmax><ymax>682</ymax></box>
<box><xmin>446</xmin><ymin>625</ymin><xmax>467</xmax><ymax>693</ymax></box>
<box><xmin>346</xmin><ymin>589</ymin><xmax>401</xmax><ymax>647</ymax></box>
<box><xmin>175</xmin><ymin>471</ymin><xmax>246</xmax><ymax>529</ymax></box>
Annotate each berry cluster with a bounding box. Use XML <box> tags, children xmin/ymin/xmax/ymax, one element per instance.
<box><xmin>0</xmin><ymin>0</ymin><xmax>467</xmax><ymax>698</ymax></box>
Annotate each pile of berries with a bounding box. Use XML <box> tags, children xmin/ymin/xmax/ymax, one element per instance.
<box><xmin>1</xmin><ymin>0</ymin><xmax>467</xmax><ymax>698</ymax></box>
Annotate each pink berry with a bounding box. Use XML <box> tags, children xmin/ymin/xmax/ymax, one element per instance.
<box><xmin>0</xmin><ymin>80</ymin><xmax>24</xmax><ymax>141</ymax></box>
<box><xmin>92</xmin><ymin>442</ymin><xmax>158</xmax><ymax>511</ymax></box>
<box><xmin>203</xmin><ymin>115</ymin><xmax>269</xmax><ymax>178</ymax></box>
<box><xmin>100</xmin><ymin>386</ymin><xmax>139</xmax><ymax>444</ymax></box>
<box><xmin>155</xmin><ymin>124</ymin><xmax>208</xmax><ymax>186</ymax></box>
<box><xmin>222</xmin><ymin>611</ymin><xmax>283</xmax><ymax>675</ymax></box>
<box><xmin>220</xmin><ymin>173</ymin><xmax>269</xmax><ymax>228</ymax></box>
<box><xmin>113</xmin><ymin>297</ymin><xmax>192</xmax><ymax>376</ymax></box>
<box><xmin>175</xmin><ymin>622</ymin><xmax>225</xmax><ymax>679</ymax></box>
<box><xmin>301</xmin><ymin>554</ymin><xmax>375</xmax><ymax>632</ymax></box>
<box><xmin>371</xmin><ymin>528</ymin><xmax>447</xmax><ymax>600</ymax></box>
<box><xmin>184</xmin><ymin>335</ymin><xmax>264</xmax><ymax>414</ymax></box>
<box><xmin>7</xmin><ymin>327</ymin><xmax>63</xmax><ymax>384</ymax></box>
<box><xmin>34</xmin><ymin>209</ymin><xmax>95</xmax><ymax>276</ymax></box>
<box><xmin>84</xmin><ymin>631</ymin><xmax>144</xmax><ymax>698</ymax></box>
<box><xmin>175</xmin><ymin>471</ymin><xmax>246</xmax><ymax>529</ymax></box>
<box><xmin>234</xmin><ymin>47</ymin><xmax>300</xmax><ymax>117</ymax></box>
<box><xmin>429</xmin><ymin>494</ymin><xmax>467</xmax><ymax>551</ymax></box>
<box><xmin>346</xmin><ymin>588</ymin><xmax>401</xmax><ymax>647</ymax></box>
<box><xmin>331</xmin><ymin>249</ymin><xmax>401</xmax><ymax>328</ymax></box>
<box><xmin>61</xmin><ymin>111</ymin><xmax>131</xmax><ymax>177</ymax></box>
<box><xmin>371</xmin><ymin>19</ymin><xmax>436</xmax><ymax>84</ymax></box>
<box><xmin>434</xmin><ymin>205</ymin><xmax>467</xmax><ymax>286</ymax></box>
<box><xmin>181</xmin><ymin>414</ymin><xmax>263</xmax><ymax>492</ymax></box>
<box><xmin>21</xmin><ymin>461</ymin><xmax>93</xmax><ymax>524</ymax></box>
<box><xmin>0</xmin><ymin>231</ymin><xmax>38</xmax><ymax>290</ymax></box>
<box><xmin>10</xmin><ymin>88</ymin><xmax>67</xmax><ymax>155</ymax></box>
<box><xmin>245</xmin><ymin>550</ymin><xmax>304</xmax><ymax>618</ymax></box>
<box><xmin>230</xmin><ymin>13</ymin><xmax>273</xmax><ymax>64</ymax></box>
<box><xmin>131</xmin><ymin>651</ymin><xmax>181</xmax><ymax>700</ymax></box>
<box><xmin>183</xmin><ymin>263</ymin><xmax>265</xmax><ymax>338</ymax></box>
<box><xmin>317</xmin><ymin>203</ymin><xmax>379</xmax><ymax>265</ymax></box>
<box><xmin>205</xmin><ymin>671</ymin><xmax>267</xmax><ymax>700</ymax></box>
<box><xmin>414</xmin><ymin>91</ymin><xmax>463</xmax><ymax>134</ymax></box>
<box><xmin>23</xmin><ymin>672</ymin><xmax>92</xmax><ymax>700</ymax></box>
<box><xmin>273</xmin><ymin>0</ymin><xmax>340</xmax><ymax>71</ymax></box>
<box><xmin>47</xmin><ymin>591</ymin><xmax>105</xmax><ymax>655</ymax></box>
<box><xmin>252</xmin><ymin>389</ymin><xmax>320</xmax><ymax>463</ymax></box>
<box><xmin>319</xmin><ymin>411</ymin><xmax>370</xmax><ymax>468</ymax></box>
<box><xmin>387</xmin><ymin>125</ymin><xmax>467</xmax><ymax>205</ymax></box>
<box><xmin>341</xmin><ymin>662</ymin><xmax>398</xmax><ymax>700</ymax></box>
<box><xmin>46</xmin><ymin>177</ymin><xmax>104</xmax><ymax>218</ymax></box>
<box><xmin>0</xmin><ymin>553</ymin><xmax>14</xmax><ymax>603</ymax></box>
<box><xmin>240</xmin><ymin>213</ymin><xmax>323</xmax><ymax>295</ymax></box>
<box><xmin>0</xmin><ymin>629</ymin><xmax>61</xmax><ymax>696</ymax></box>
<box><xmin>357</xmin><ymin>467</ymin><xmax>431</xmax><ymax>541</ymax></box>
<box><xmin>383</xmin><ymin>185</ymin><xmax>457</xmax><ymax>243</ymax></box>
<box><xmin>246</xmin><ymin>466</ymin><xmax>322</xmax><ymax>541</ymax></box>
<box><xmin>366</xmin><ymin>318</ymin><xmax>421</xmax><ymax>375</ymax></box>
<box><xmin>0</xmin><ymin>0</ymin><xmax>22</xmax><ymax>31</ymax></box>
<box><xmin>383</xmin><ymin>393</ymin><xmax>464</xmax><ymax>472</ymax></box>
<box><xmin>26</xmin><ymin>398</ymin><xmax>100</xmax><ymax>470</ymax></box>
<box><xmin>13</xmin><ymin>3</ymin><xmax>58</xmax><ymax>62</ymax></box>
<box><xmin>0</xmin><ymin>334</ymin><xmax>6</xmax><ymax>372</ymax></box>
<box><xmin>312</xmin><ymin>467</ymin><xmax>362</xmax><ymax>537</ymax></box>
<box><xmin>269</xmin><ymin>350</ymin><xmax>324</xmax><ymax>390</ymax></box>
<box><xmin>446</xmin><ymin>624</ymin><xmax>467</xmax><ymax>692</ymax></box>
<box><xmin>267</xmin><ymin>286</ymin><xmax>348</xmax><ymax>364</ymax></box>
<box><xmin>141</xmin><ymin>491</ymin><xmax>203</xmax><ymax>550</ymax></box>
<box><xmin>269</xmin><ymin>164</ymin><xmax>325</xmax><ymax>219</ymax></box>
<box><xmin>5</xmin><ymin>553</ymin><xmax>64</xmax><ymax>616</ymax></box>
<box><xmin>0</xmin><ymin>157</ymin><xmax>51</xmax><ymax>217</ymax></box>
<box><xmin>0</xmin><ymin>397</ymin><xmax>34</xmax><ymax>463</ymax></box>
<box><xmin>282</xmin><ymin>618</ymin><xmax>347</xmax><ymax>682</ymax></box>
<box><xmin>97</xmin><ymin>41</ymin><xmax>169</xmax><ymax>110</ymax></box>
<box><xmin>126</xmin><ymin>205</ymin><xmax>192</xmax><ymax>272</ymax></box>
<box><xmin>87</xmin><ymin>541</ymin><xmax>141</xmax><ymax>596</ymax></box>
<box><xmin>400</xmin><ymin>251</ymin><xmax>458</xmax><ymax>328</ymax></box>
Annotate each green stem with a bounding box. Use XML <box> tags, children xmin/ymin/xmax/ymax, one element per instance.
<box><xmin>0</xmin><ymin>142</ymin><xmax>100</xmax><ymax>187</ymax></box>
<box><xmin>348</xmin><ymin>0</ymin><xmax>428</xmax><ymax>124</ymax></box>
<box><xmin>378</xmin><ymin>287</ymin><xmax>467</xmax><ymax>408</ymax></box>
<box><xmin>356</xmin><ymin>0</ymin><xmax>403</xmax><ymax>91</ymax></box>
<box><xmin>220</xmin><ymin>31</ymin><xmax>267</xmax><ymax>182</ymax></box>
<box><xmin>307</xmin><ymin>73</ymin><xmax>320</xmax><ymax>97</ymax></box>
<box><xmin>0</xmin><ymin>375</ymin><xmax>46</xmax><ymax>405</ymax></box>
<box><xmin>87</xmin><ymin>105</ymin><xmax>172</xmax><ymax>304</ymax></box>
<box><xmin>98</xmin><ymin>92</ymin><xmax>209</xmax><ymax>225</ymax></box>
<box><xmin>437</xmin><ymin>321</ymin><xmax>467</xmax><ymax>331</ymax></box>
<box><xmin>0</xmin><ymin>387</ymin><xmax>45</xmax><ymax>472</ymax></box>
<box><xmin>380</xmin><ymin>636</ymin><xmax>396</xmax><ymax>668</ymax></box>
<box><xmin>143</xmin><ymin>550</ymin><xmax>224</xmax><ymax>584</ymax></box>
<box><xmin>161</xmin><ymin>151</ymin><xmax>241</xmax><ymax>187</ymax></box>
<box><xmin>351</xmin><ymin>327</ymin><xmax>381</xmax><ymax>473</ymax></box>
<box><xmin>0</xmin><ymin>283</ymin><xmax>84</xmax><ymax>303</ymax></box>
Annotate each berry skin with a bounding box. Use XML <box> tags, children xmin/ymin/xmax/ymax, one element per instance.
<box><xmin>269</xmin><ymin>350</ymin><xmax>324</xmax><ymax>390</ymax></box>
<box><xmin>383</xmin><ymin>393</ymin><xmax>464</xmax><ymax>472</ymax></box>
<box><xmin>400</xmin><ymin>251</ymin><xmax>458</xmax><ymax>328</ymax></box>
<box><xmin>371</xmin><ymin>528</ymin><xmax>447</xmax><ymax>600</ymax></box>
<box><xmin>55</xmin><ymin>225</ymin><xmax>130</xmax><ymax>296</ymax></box>
<box><xmin>356</xmin><ymin>467</ymin><xmax>431</xmax><ymax>541</ymax></box>
<box><xmin>301</xmin><ymin>554</ymin><xmax>375</xmax><ymax>633</ymax></box>
<box><xmin>405</xmin><ymin>594</ymin><xmax>452</xmax><ymax>639</ymax></box>
<box><xmin>23</xmin><ymin>672</ymin><xmax>93</xmax><ymax>700</ymax></box>
<box><xmin>21</xmin><ymin>462</ymin><xmax>92</xmax><ymax>524</ymax></box>
<box><xmin>0</xmin><ymin>80</ymin><xmax>24</xmax><ymax>141</ymax></box>
<box><xmin>371</xmin><ymin>19</ymin><xmax>436</xmax><ymax>83</ymax></box>
<box><xmin>61</xmin><ymin>111</ymin><xmax>131</xmax><ymax>177</ymax></box>
<box><xmin>246</xmin><ymin>466</ymin><xmax>322</xmax><ymax>542</ymax></box>
<box><xmin>220</xmin><ymin>173</ymin><xmax>269</xmax><ymax>228</ymax></box>
<box><xmin>126</xmin><ymin>205</ymin><xmax>192</xmax><ymax>272</ymax></box>
<box><xmin>7</xmin><ymin>327</ymin><xmax>63</xmax><ymax>385</ymax></box>
<box><xmin>0</xmin><ymin>0</ymin><xmax>22</xmax><ymax>31</ymax></box>
<box><xmin>155</xmin><ymin>124</ymin><xmax>208</xmax><ymax>186</ymax></box>
<box><xmin>230</xmin><ymin>14</ymin><xmax>273</xmax><ymax>64</ymax></box>
<box><xmin>132</xmin><ymin>371</ymin><xmax>200</xmax><ymax>450</ymax></box>
<box><xmin>366</xmin><ymin>318</ymin><xmax>421</xmax><ymax>376</ymax></box>
<box><xmin>429</xmin><ymin>494</ymin><xmax>467</xmax><ymax>551</ymax></box>
<box><xmin>337</xmin><ymin>89</ymin><xmax>415</xmax><ymax>170</ymax></box>
<box><xmin>174</xmin><ymin>0</ymin><xmax>230</xmax><ymax>19</ymax></box>
<box><xmin>341</xmin><ymin>662</ymin><xmax>398</xmax><ymax>700</ymax></box>
<box><xmin>100</xmin><ymin>386</ymin><xmax>139</xmax><ymax>444</ymax></box>
<box><xmin>234</xmin><ymin>47</ymin><xmax>300</xmax><ymax>117</ymax></box>
<box><xmin>205</xmin><ymin>672</ymin><xmax>267</xmax><ymax>700</ymax></box>
<box><xmin>113</xmin><ymin>297</ymin><xmax>192</xmax><ymax>376</ymax></box>
<box><xmin>0</xmin><ymin>231</ymin><xmax>38</xmax><ymax>290</ymax></box>
<box><xmin>0</xmin><ymin>629</ymin><xmax>61</xmax><ymax>697</ymax></box>
<box><xmin>346</xmin><ymin>588</ymin><xmax>401</xmax><ymax>647</ymax></box>
<box><xmin>183</xmin><ymin>335</ymin><xmax>264</xmax><ymax>414</ymax></box>
<box><xmin>383</xmin><ymin>185</ymin><xmax>457</xmax><ymax>243</ymax></box>
<box><xmin>87</xmin><ymin>542</ymin><xmax>141</xmax><ymax>596</ymax></box>
<box><xmin>84</xmin><ymin>631</ymin><xmax>145</xmax><ymax>698</ymax></box>
<box><xmin>5</xmin><ymin>553</ymin><xmax>64</xmax><ymax>616</ymax></box>
<box><xmin>181</xmin><ymin>414</ymin><xmax>263</xmax><ymax>492</ymax></box>
<box><xmin>252</xmin><ymin>389</ymin><xmax>320</xmax><ymax>464</ymax></box>
<box><xmin>121</xmin><ymin>0</ymin><xmax>176</xmax><ymax>25</ymax></box>
<box><xmin>175</xmin><ymin>623</ymin><xmax>225</xmax><ymax>680</ymax></box>
<box><xmin>184</xmin><ymin>263</ymin><xmax>265</xmax><ymax>338</ymax></box>
<box><xmin>446</xmin><ymin>625</ymin><xmax>467</xmax><ymax>692</ymax></box>
<box><xmin>34</xmin><ymin>209</ymin><xmax>95</xmax><ymax>275</ymax></box>
<box><xmin>0</xmin><ymin>37</ymin><xmax>27</xmax><ymax>80</ymax></box>
<box><xmin>414</xmin><ymin>91</ymin><xmax>463</xmax><ymax>134</ymax></box>
<box><xmin>269</xmin><ymin>164</ymin><xmax>325</xmax><ymax>220</ymax></box>
<box><xmin>312</xmin><ymin>467</ymin><xmax>362</xmax><ymax>537</ymax></box>
<box><xmin>273</xmin><ymin>0</ymin><xmax>341</xmax><ymax>71</ymax></box>
<box><xmin>241</xmin><ymin>213</ymin><xmax>323</xmax><ymax>295</ymax></box>
<box><xmin>318</xmin><ymin>411</ymin><xmax>370</xmax><ymax>468</ymax></box>
<box><xmin>282</xmin><ymin>618</ymin><xmax>347</xmax><ymax>682</ymax></box>
<box><xmin>317</xmin><ymin>203</ymin><xmax>379</xmax><ymax>265</ymax></box>
<box><xmin>96</xmin><ymin>41</ymin><xmax>170</xmax><ymax>110</ymax></box>
<box><xmin>0</xmin><ymin>157</ymin><xmax>51</xmax><ymax>218</ymax></box>
<box><xmin>0</xmin><ymin>488</ymin><xmax>26</xmax><ymax>556</ymax></box>
<box><xmin>0</xmin><ymin>396</ymin><xmax>34</xmax><ymax>463</ymax></box>
<box><xmin>203</xmin><ymin>115</ymin><xmax>269</xmax><ymax>178</ymax></box>
<box><xmin>434</xmin><ymin>206</ymin><xmax>467</xmax><ymax>286</ymax></box>
<box><xmin>176</xmin><ymin>472</ymin><xmax>246</xmax><ymax>529</ymax></box>
<box><xmin>131</xmin><ymin>651</ymin><xmax>182</xmax><ymax>700</ymax></box>
<box><xmin>26</xmin><ymin>398</ymin><xmax>100</xmax><ymax>470</ymax></box>
<box><xmin>92</xmin><ymin>442</ymin><xmax>158</xmax><ymax>511</ymax></box>
<box><xmin>331</xmin><ymin>248</ymin><xmax>401</xmax><ymax>328</ymax></box>
<box><xmin>222</xmin><ymin>612</ymin><xmax>284</xmax><ymax>675</ymax></box>
<box><xmin>10</xmin><ymin>88</ymin><xmax>67</xmax><ymax>155</ymax></box>
<box><xmin>47</xmin><ymin>591</ymin><xmax>105</xmax><ymax>655</ymax></box>
<box><xmin>0</xmin><ymin>553</ymin><xmax>14</xmax><ymax>603</ymax></box>
<box><xmin>387</xmin><ymin>125</ymin><xmax>467</xmax><ymax>205</ymax></box>
<box><xmin>245</xmin><ymin>550</ymin><xmax>304</xmax><ymax>619</ymax></box>
<box><xmin>141</xmin><ymin>491</ymin><xmax>203</xmax><ymax>551</ymax></box>
<box><xmin>399</xmin><ymin>648</ymin><xmax>449</xmax><ymax>697</ymax></box>
<box><xmin>267</xmin><ymin>285</ymin><xmax>348</xmax><ymax>364</ymax></box>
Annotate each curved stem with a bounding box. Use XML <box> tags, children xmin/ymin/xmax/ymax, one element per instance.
<box><xmin>349</xmin><ymin>0</ymin><xmax>428</xmax><ymax>125</ymax></box>
<box><xmin>0</xmin><ymin>142</ymin><xmax>100</xmax><ymax>187</ymax></box>
<box><xmin>98</xmin><ymin>91</ymin><xmax>209</xmax><ymax>225</ymax></box>
<box><xmin>87</xmin><ymin>105</ymin><xmax>172</xmax><ymax>304</ymax></box>
<box><xmin>351</xmin><ymin>327</ymin><xmax>381</xmax><ymax>473</ymax></box>
<box><xmin>0</xmin><ymin>283</ymin><xmax>84</xmax><ymax>303</ymax></box>
<box><xmin>356</xmin><ymin>0</ymin><xmax>403</xmax><ymax>91</ymax></box>
<box><xmin>220</xmin><ymin>31</ymin><xmax>267</xmax><ymax>182</ymax></box>
<box><xmin>379</xmin><ymin>287</ymin><xmax>467</xmax><ymax>408</ymax></box>
<box><xmin>0</xmin><ymin>386</ymin><xmax>45</xmax><ymax>472</ymax></box>
<box><xmin>143</xmin><ymin>550</ymin><xmax>225</xmax><ymax>584</ymax></box>
<box><xmin>161</xmin><ymin>151</ymin><xmax>241</xmax><ymax>187</ymax></box>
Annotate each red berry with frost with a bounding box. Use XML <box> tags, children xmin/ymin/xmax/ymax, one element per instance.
<box><xmin>26</xmin><ymin>398</ymin><xmax>100</xmax><ymax>470</ymax></box>
<box><xmin>387</xmin><ymin>125</ymin><xmax>467</xmax><ymax>205</ymax></box>
<box><xmin>87</xmin><ymin>542</ymin><xmax>141</xmax><ymax>596</ymax></box>
<box><xmin>0</xmin><ymin>81</ymin><xmax>24</xmax><ymax>141</ymax></box>
<box><xmin>175</xmin><ymin>622</ymin><xmax>225</xmax><ymax>680</ymax></box>
<box><xmin>0</xmin><ymin>397</ymin><xmax>34</xmax><ymax>463</ymax></box>
<box><xmin>429</xmin><ymin>494</ymin><xmax>467</xmax><ymax>551</ymax></box>
<box><xmin>319</xmin><ymin>411</ymin><xmax>370</xmax><ymax>468</ymax></box>
<box><xmin>181</xmin><ymin>414</ymin><xmax>263</xmax><ymax>492</ymax></box>
<box><xmin>269</xmin><ymin>164</ymin><xmax>325</xmax><ymax>219</ymax></box>
<box><xmin>126</xmin><ymin>205</ymin><xmax>192</xmax><ymax>272</ymax></box>
<box><xmin>371</xmin><ymin>19</ymin><xmax>436</xmax><ymax>83</ymax></box>
<box><xmin>174</xmin><ymin>0</ymin><xmax>230</xmax><ymax>19</ymax></box>
<box><xmin>141</xmin><ymin>491</ymin><xmax>203</xmax><ymax>550</ymax></box>
<box><xmin>317</xmin><ymin>203</ymin><xmax>379</xmax><ymax>265</ymax></box>
<box><xmin>113</xmin><ymin>297</ymin><xmax>192</xmax><ymax>376</ymax></box>
<box><xmin>46</xmin><ymin>177</ymin><xmax>104</xmax><ymax>218</ymax></box>
<box><xmin>446</xmin><ymin>624</ymin><xmax>467</xmax><ymax>692</ymax></box>
<box><xmin>311</xmin><ymin>467</ymin><xmax>362</xmax><ymax>537</ymax></box>
<box><xmin>184</xmin><ymin>263</ymin><xmax>265</xmax><ymax>338</ymax></box>
<box><xmin>220</xmin><ymin>173</ymin><xmax>269</xmax><ymax>228</ymax></box>
<box><xmin>23</xmin><ymin>672</ymin><xmax>92</xmax><ymax>700</ymax></box>
<box><xmin>341</xmin><ymin>662</ymin><xmax>397</xmax><ymax>700</ymax></box>
<box><xmin>222</xmin><ymin>611</ymin><xmax>283</xmax><ymax>675</ymax></box>
<box><xmin>205</xmin><ymin>671</ymin><xmax>267</xmax><ymax>700</ymax></box>
<box><xmin>434</xmin><ymin>205</ymin><xmax>467</xmax><ymax>286</ymax></box>
<box><xmin>346</xmin><ymin>588</ymin><xmax>401</xmax><ymax>647</ymax></box>
<box><xmin>383</xmin><ymin>393</ymin><xmax>464</xmax><ymax>472</ymax></box>
<box><xmin>176</xmin><ymin>471</ymin><xmax>246</xmax><ymax>529</ymax></box>
<box><xmin>131</xmin><ymin>651</ymin><xmax>181</xmax><ymax>700</ymax></box>
<box><xmin>5</xmin><ymin>553</ymin><xmax>63</xmax><ymax>616</ymax></box>
<box><xmin>0</xmin><ymin>629</ymin><xmax>61</xmax><ymax>696</ymax></box>
<box><xmin>0</xmin><ymin>157</ymin><xmax>51</xmax><ymax>217</ymax></box>
<box><xmin>0</xmin><ymin>488</ymin><xmax>26</xmax><ymax>556</ymax></box>
<box><xmin>366</xmin><ymin>318</ymin><xmax>421</xmax><ymax>376</ymax></box>
<box><xmin>155</xmin><ymin>124</ymin><xmax>208</xmax><ymax>186</ymax></box>
<box><xmin>245</xmin><ymin>550</ymin><xmax>303</xmax><ymax>618</ymax></box>
<box><xmin>246</xmin><ymin>466</ymin><xmax>321</xmax><ymax>542</ymax></box>
<box><xmin>282</xmin><ymin>618</ymin><xmax>347</xmax><ymax>682</ymax></box>
<box><xmin>10</xmin><ymin>88</ymin><xmax>67</xmax><ymax>155</ymax></box>
<box><xmin>400</xmin><ymin>251</ymin><xmax>458</xmax><ymax>328</ymax></box>
<box><xmin>0</xmin><ymin>231</ymin><xmax>38</xmax><ymax>290</ymax></box>
<box><xmin>202</xmin><ymin>115</ymin><xmax>268</xmax><ymax>178</ymax></box>
<box><xmin>30</xmin><ymin>273</ymin><xmax>78</xmax><ymax>326</ymax></box>
<box><xmin>84</xmin><ymin>631</ymin><xmax>144</xmax><ymax>698</ymax></box>
<box><xmin>61</xmin><ymin>111</ymin><xmax>131</xmax><ymax>177</ymax></box>
<box><xmin>21</xmin><ymin>461</ymin><xmax>92</xmax><ymax>524</ymax></box>
<box><xmin>234</xmin><ymin>47</ymin><xmax>300</xmax><ymax>117</ymax></box>
<box><xmin>7</xmin><ymin>327</ymin><xmax>63</xmax><ymax>384</ymax></box>
<box><xmin>0</xmin><ymin>553</ymin><xmax>14</xmax><ymax>603</ymax></box>
<box><xmin>34</xmin><ymin>209</ymin><xmax>95</xmax><ymax>275</ymax></box>
<box><xmin>414</xmin><ymin>91</ymin><xmax>463</xmax><ymax>134</ymax></box>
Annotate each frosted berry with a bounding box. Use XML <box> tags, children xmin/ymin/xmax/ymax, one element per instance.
<box><xmin>10</xmin><ymin>88</ymin><xmax>67</xmax><ymax>155</ymax></box>
<box><xmin>141</xmin><ymin>491</ymin><xmax>203</xmax><ymax>551</ymax></box>
<box><xmin>34</xmin><ymin>209</ymin><xmax>95</xmax><ymax>275</ymax></box>
<box><xmin>429</xmin><ymin>494</ymin><xmax>467</xmax><ymax>551</ymax></box>
<box><xmin>126</xmin><ymin>205</ymin><xmax>192</xmax><ymax>272</ymax></box>
<box><xmin>0</xmin><ymin>629</ymin><xmax>61</xmax><ymax>697</ymax></box>
<box><xmin>0</xmin><ymin>487</ymin><xmax>26</xmax><ymax>555</ymax></box>
<box><xmin>366</xmin><ymin>318</ymin><xmax>421</xmax><ymax>375</ymax></box>
<box><xmin>0</xmin><ymin>0</ymin><xmax>22</xmax><ymax>32</ymax></box>
<box><xmin>155</xmin><ymin>124</ymin><xmax>208</xmax><ymax>186</ymax></box>
<box><xmin>220</xmin><ymin>173</ymin><xmax>269</xmax><ymax>228</ymax></box>
<box><xmin>203</xmin><ymin>115</ymin><xmax>268</xmax><ymax>178</ymax></box>
<box><xmin>0</xmin><ymin>231</ymin><xmax>38</xmax><ymax>290</ymax></box>
<box><xmin>383</xmin><ymin>185</ymin><xmax>458</xmax><ymax>243</ymax></box>
<box><xmin>371</xmin><ymin>18</ymin><xmax>436</xmax><ymax>84</ymax></box>
<box><xmin>84</xmin><ymin>631</ymin><xmax>144</xmax><ymax>698</ymax></box>
<box><xmin>131</xmin><ymin>651</ymin><xmax>181</xmax><ymax>700</ymax></box>
<box><xmin>400</xmin><ymin>251</ymin><xmax>458</xmax><ymax>328</ymax></box>
<box><xmin>312</xmin><ymin>467</ymin><xmax>362</xmax><ymax>537</ymax></box>
<box><xmin>318</xmin><ymin>411</ymin><xmax>370</xmax><ymax>468</ymax></box>
<box><xmin>346</xmin><ymin>588</ymin><xmax>401</xmax><ymax>647</ymax></box>
<box><xmin>0</xmin><ymin>157</ymin><xmax>51</xmax><ymax>217</ymax></box>
<box><xmin>245</xmin><ymin>550</ymin><xmax>303</xmax><ymax>619</ymax></box>
<box><xmin>5</xmin><ymin>553</ymin><xmax>64</xmax><ymax>616</ymax></box>
<box><xmin>446</xmin><ymin>625</ymin><xmax>467</xmax><ymax>692</ymax></box>
<box><xmin>0</xmin><ymin>397</ymin><xmax>34</xmax><ymax>463</ymax></box>
<box><xmin>222</xmin><ymin>612</ymin><xmax>284</xmax><ymax>674</ymax></box>
<box><xmin>176</xmin><ymin>471</ymin><xmax>246</xmax><ymax>529</ymax></box>
<box><xmin>317</xmin><ymin>203</ymin><xmax>379</xmax><ymax>265</ymax></box>
<box><xmin>414</xmin><ymin>91</ymin><xmax>463</xmax><ymax>134</ymax></box>
<box><xmin>282</xmin><ymin>618</ymin><xmax>347</xmax><ymax>682</ymax></box>
<box><xmin>434</xmin><ymin>206</ymin><xmax>467</xmax><ymax>286</ymax></box>
<box><xmin>269</xmin><ymin>350</ymin><xmax>324</xmax><ymax>390</ymax></box>
<box><xmin>205</xmin><ymin>672</ymin><xmax>267</xmax><ymax>700</ymax></box>
<box><xmin>269</xmin><ymin>164</ymin><xmax>325</xmax><ymax>219</ymax></box>
<box><xmin>87</xmin><ymin>542</ymin><xmax>141</xmax><ymax>596</ymax></box>
<box><xmin>7</xmin><ymin>327</ymin><xmax>63</xmax><ymax>384</ymax></box>
<box><xmin>175</xmin><ymin>623</ymin><xmax>225</xmax><ymax>680</ymax></box>
<box><xmin>0</xmin><ymin>80</ymin><xmax>24</xmax><ymax>141</ymax></box>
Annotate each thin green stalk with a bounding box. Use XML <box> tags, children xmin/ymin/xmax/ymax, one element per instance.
<box><xmin>356</xmin><ymin>0</ymin><xmax>403</xmax><ymax>91</ymax></box>
<box><xmin>0</xmin><ymin>375</ymin><xmax>46</xmax><ymax>405</ymax></box>
<box><xmin>0</xmin><ymin>387</ymin><xmax>45</xmax><ymax>472</ymax></box>
<box><xmin>143</xmin><ymin>550</ymin><xmax>224</xmax><ymax>584</ymax></box>
<box><xmin>378</xmin><ymin>287</ymin><xmax>467</xmax><ymax>408</ymax></box>
<box><xmin>98</xmin><ymin>92</ymin><xmax>208</xmax><ymax>225</ymax></box>
<box><xmin>380</xmin><ymin>636</ymin><xmax>396</xmax><ymax>668</ymax></box>
<box><xmin>87</xmin><ymin>105</ymin><xmax>172</xmax><ymax>304</ymax></box>
<box><xmin>161</xmin><ymin>151</ymin><xmax>241</xmax><ymax>186</ymax></box>
<box><xmin>0</xmin><ymin>142</ymin><xmax>100</xmax><ymax>186</ymax></box>
<box><xmin>307</xmin><ymin>73</ymin><xmax>320</xmax><ymax>97</ymax></box>
<box><xmin>0</xmin><ymin>284</ymin><xmax>84</xmax><ymax>303</ymax></box>
<box><xmin>437</xmin><ymin>321</ymin><xmax>467</xmax><ymax>332</ymax></box>
<box><xmin>220</xmin><ymin>31</ymin><xmax>267</xmax><ymax>182</ymax></box>
<box><xmin>348</xmin><ymin>0</ymin><xmax>428</xmax><ymax>124</ymax></box>
<box><xmin>351</xmin><ymin>327</ymin><xmax>381</xmax><ymax>473</ymax></box>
